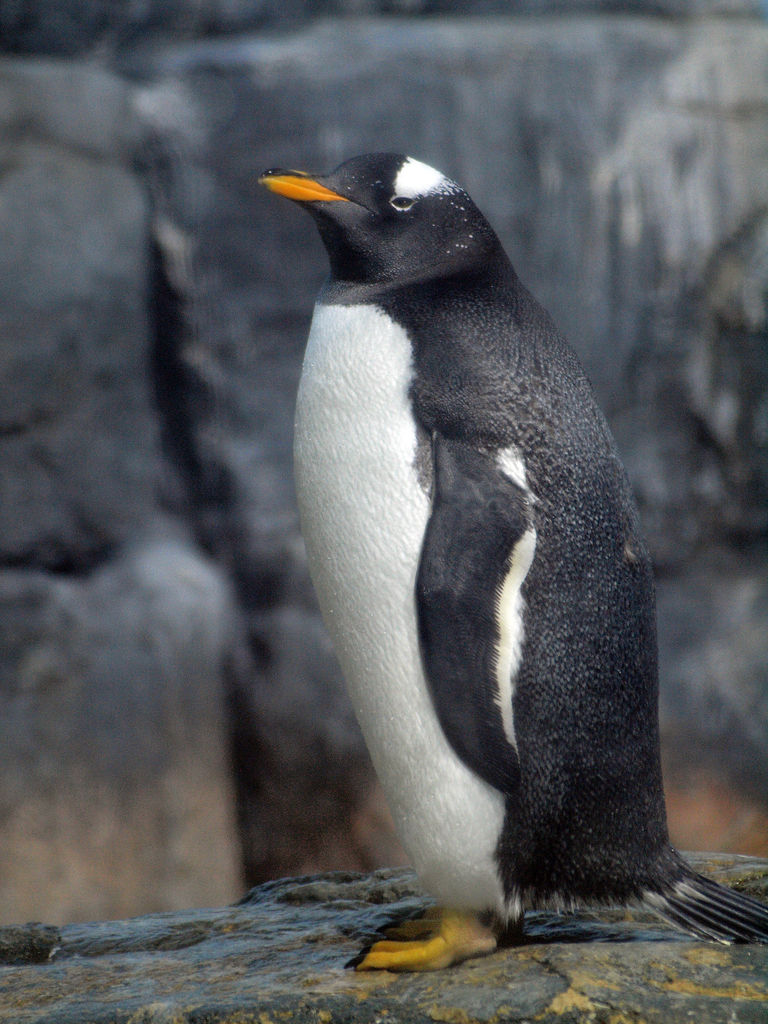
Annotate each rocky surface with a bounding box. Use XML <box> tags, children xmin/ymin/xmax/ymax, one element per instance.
<box><xmin>1</xmin><ymin>856</ymin><xmax>767</xmax><ymax>1023</ymax></box>
<box><xmin>0</xmin><ymin>10</ymin><xmax>766</xmax><ymax>925</ymax></box>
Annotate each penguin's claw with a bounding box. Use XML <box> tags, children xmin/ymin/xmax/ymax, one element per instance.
<box><xmin>355</xmin><ymin>909</ymin><xmax>497</xmax><ymax>971</ymax></box>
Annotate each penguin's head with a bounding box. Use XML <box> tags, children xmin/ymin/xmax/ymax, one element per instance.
<box><xmin>259</xmin><ymin>153</ymin><xmax>503</xmax><ymax>287</ymax></box>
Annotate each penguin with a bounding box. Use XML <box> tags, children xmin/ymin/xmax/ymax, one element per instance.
<box><xmin>259</xmin><ymin>154</ymin><xmax>768</xmax><ymax>970</ymax></box>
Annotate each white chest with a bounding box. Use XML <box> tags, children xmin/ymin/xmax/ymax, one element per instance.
<box><xmin>293</xmin><ymin>302</ymin><xmax>507</xmax><ymax>915</ymax></box>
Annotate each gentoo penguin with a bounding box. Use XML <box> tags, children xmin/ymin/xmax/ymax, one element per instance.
<box><xmin>259</xmin><ymin>154</ymin><xmax>768</xmax><ymax>970</ymax></box>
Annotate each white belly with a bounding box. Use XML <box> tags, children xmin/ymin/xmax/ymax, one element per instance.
<box><xmin>293</xmin><ymin>302</ymin><xmax>507</xmax><ymax>915</ymax></box>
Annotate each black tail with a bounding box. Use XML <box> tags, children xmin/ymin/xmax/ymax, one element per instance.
<box><xmin>646</xmin><ymin>868</ymin><xmax>768</xmax><ymax>943</ymax></box>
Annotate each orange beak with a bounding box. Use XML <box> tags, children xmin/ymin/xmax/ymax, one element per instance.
<box><xmin>258</xmin><ymin>169</ymin><xmax>349</xmax><ymax>203</ymax></box>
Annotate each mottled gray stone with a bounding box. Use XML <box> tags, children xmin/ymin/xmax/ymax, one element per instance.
<box><xmin>657</xmin><ymin>558</ymin><xmax>768</xmax><ymax>799</ymax></box>
<box><xmin>1</xmin><ymin>857</ymin><xmax>767</xmax><ymax>1023</ymax></box>
<box><xmin>0</xmin><ymin>1</ymin><xmax>303</xmax><ymax>57</ymax></box>
<box><xmin>0</xmin><ymin>136</ymin><xmax>154</xmax><ymax>570</ymax></box>
<box><xmin>1</xmin><ymin>1</ymin><xmax>764</xmax><ymax>58</ymax></box>
<box><xmin>0</xmin><ymin>57</ymin><xmax>144</xmax><ymax>158</ymax></box>
<box><xmin>0</xmin><ymin>537</ymin><xmax>243</xmax><ymax>925</ymax></box>
<box><xmin>0</xmin><ymin>56</ymin><xmax>247</xmax><ymax>925</ymax></box>
<box><xmin>229</xmin><ymin>606</ymin><xmax>399</xmax><ymax>884</ymax></box>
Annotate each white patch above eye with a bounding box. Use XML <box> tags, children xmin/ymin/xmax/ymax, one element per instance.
<box><xmin>393</xmin><ymin>157</ymin><xmax>456</xmax><ymax>199</ymax></box>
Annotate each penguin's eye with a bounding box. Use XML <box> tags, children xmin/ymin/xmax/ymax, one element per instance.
<box><xmin>390</xmin><ymin>196</ymin><xmax>416</xmax><ymax>211</ymax></box>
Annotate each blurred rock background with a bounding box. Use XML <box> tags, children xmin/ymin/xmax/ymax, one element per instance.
<box><xmin>0</xmin><ymin>1</ymin><xmax>766</xmax><ymax>925</ymax></box>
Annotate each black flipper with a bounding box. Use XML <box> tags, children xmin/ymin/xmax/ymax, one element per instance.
<box><xmin>647</xmin><ymin>861</ymin><xmax>768</xmax><ymax>943</ymax></box>
<box><xmin>416</xmin><ymin>433</ymin><xmax>532</xmax><ymax>795</ymax></box>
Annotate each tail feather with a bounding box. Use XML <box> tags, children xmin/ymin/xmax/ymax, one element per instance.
<box><xmin>646</xmin><ymin>870</ymin><xmax>768</xmax><ymax>943</ymax></box>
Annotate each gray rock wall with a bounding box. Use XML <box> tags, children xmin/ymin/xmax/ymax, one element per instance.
<box><xmin>0</xmin><ymin>58</ymin><xmax>242</xmax><ymax>924</ymax></box>
<box><xmin>2</xmin><ymin>0</ymin><xmax>763</xmax><ymax>56</ymax></box>
<box><xmin>0</xmin><ymin>540</ymin><xmax>241</xmax><ymax>924</ymax></box>
<box><xmin>0</xmin><ymin>9</ymin><xmax>766</xmax><ymax>925</ymax></box>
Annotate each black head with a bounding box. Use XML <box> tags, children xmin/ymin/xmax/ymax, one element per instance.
<box><xmin>259</xmin><ymin>153</ymin><xmax>504</xmax><ymax>288</ymax></box>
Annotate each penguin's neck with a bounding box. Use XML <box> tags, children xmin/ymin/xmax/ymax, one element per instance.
<box><xmin>318</xmin><ymin>246</ymin><xmax>518</xmax><ymax>310</ymax></box>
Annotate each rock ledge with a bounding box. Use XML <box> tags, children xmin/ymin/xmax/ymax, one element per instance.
<box><xmin>1</xmin><ymin>854</ymin><xmax>767</xmax><ymax>1023</ymax></box>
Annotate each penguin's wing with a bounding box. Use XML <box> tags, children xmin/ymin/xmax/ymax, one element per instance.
<box><xmin>416</xmin><ymin>433</ymin><xmax>535</xmax><ymax>795</ymax></box>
